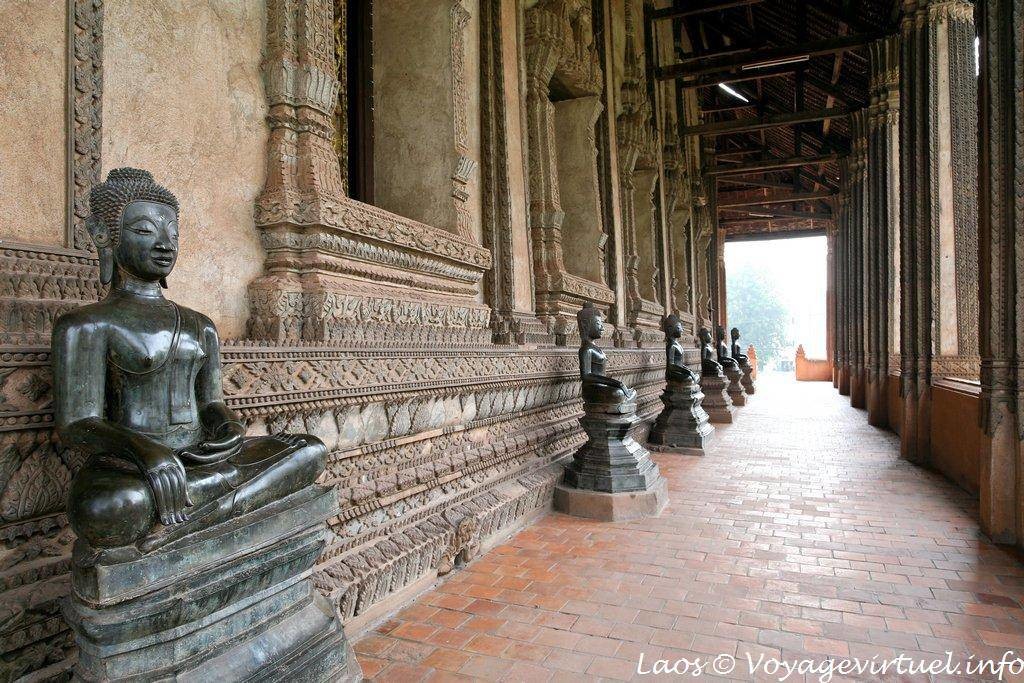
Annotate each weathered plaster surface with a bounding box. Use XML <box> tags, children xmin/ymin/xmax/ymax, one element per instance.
<box><xmin>102</xmin><ymin>0</ymin><xmax>268</xmax><ymax>337</ymax></box>
<box><xmin>374</xmin><ymin>0</ymin><xmax>482</xmax><ymax>245</ymax></box>
<box><xmin>0</xmin><ymin>0</ymin><xmax>66</xmax><ymax>246</ymax></box>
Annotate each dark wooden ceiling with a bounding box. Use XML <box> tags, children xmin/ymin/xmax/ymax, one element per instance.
<box><xmin>655</xmin><ymin>0</ymin><xmax>899</xmax><ymax>238</ymax></box>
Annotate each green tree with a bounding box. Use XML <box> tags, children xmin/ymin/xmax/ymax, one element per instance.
<box><xmin>726</xmin><ymin>265</ymin><xmax>792</xmax><ymax>368</ymax></box>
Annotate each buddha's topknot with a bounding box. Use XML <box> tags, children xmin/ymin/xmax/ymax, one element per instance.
<box><xmin>88</xmin><ymin>168</ymin><xmax>179</xmax><ymax>246</ymax></box>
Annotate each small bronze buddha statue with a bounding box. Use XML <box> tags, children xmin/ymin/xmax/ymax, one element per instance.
<box><xmin>730</xmin><ymin>327</ymin><xmax>749</xmax><ymax>364</ymax></box>
<box><xmin>698</xmin><ymin>327</ymin><xmax>722</xmax><ymax>375</ymax></box>
<box><xmin>53</xmin><ymin>168</ymin><xmax>327</xmax><ymax>556</ymax></box>
<box><xmin>715</xmin><ymin>324</ymin><xmax>740</xmax><ymax>370</ymax></box>
<box><xmin>577</xmin><ymin>302</ymin><xmax>636</xmax><ymax>406</ymax></box>
<box><xmin>663</xmin><ymin>314</ymin><xmax>699</xmax><ymax>384</ymax></box>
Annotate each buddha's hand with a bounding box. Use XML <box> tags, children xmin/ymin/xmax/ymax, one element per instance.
<box><xmin>198</xmin><ymin>419</ymin><xmax>245</xmax><ymax>457</ymax></box>
<box><xmin>136</xmin><ymin>447</ymin><xmax>193</xmax><ymax>526</ymax></box>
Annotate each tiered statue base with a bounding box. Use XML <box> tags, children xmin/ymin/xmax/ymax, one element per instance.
<box><xmin>739</xmin><ymin>360</ymin><xmax>756</xmax><ymax>395</ymax></box>
<box><xmin>647</xmin><ymin>378</ymin><xmax>714</xmax><ymax>455</ymax></box>
<box><xmin>65</xmin><ymin>485</ymin><xmax>361</xmax><ymax>683</ymax></box>
<box><xmin>555</xmin><ymin>399</ymin><xmax>667</xmax><ymax>521</ymax></box>
<box><xmin>725</xmin><ymin>365</ymin><xmax>747</xmax><ymax>406</ymax></box>
<box><xmin>701</xmin><ymin>370</ymin><xmax>737</xmax><ymax>424</ymax></box>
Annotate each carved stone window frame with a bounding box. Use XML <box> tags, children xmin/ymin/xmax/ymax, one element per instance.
<box><xmin>64</xmin><ymin>0</ymin><xmax>104</xmax><ymax>254</ymax></box>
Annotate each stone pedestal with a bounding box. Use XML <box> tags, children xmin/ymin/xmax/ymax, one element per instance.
<box><xmin>65</xmin><ymin>486</ymin><xmax>360</xmax><ymax>683</ymax></box>
<box><xmin>556</xmin><ymin>399</ymin><xmax>668</xmax><ymax>521</ymax></box>
<box><xmin>648</xmin><ymin>377</ymin><xmax>714</xmax><ymax>455</ymax></box>
<box><xmin>738</xmin><ymin>359</ymin><xmax>756</xmax><ymax>395</ymax></box>
<box><xmin>725</xmin><ymin>365</ymin><xmax>747</xmax><ymax>406</ymax></box>
<box><xmin>701</xmin><ymin>370</ymin><xmax>736</xmax><ymax>424</ymax></box>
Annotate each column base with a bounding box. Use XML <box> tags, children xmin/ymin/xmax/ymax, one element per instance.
<box><xmin>850</xmin><ymin>366</ymin><xmax>866</xmax><ymax>408</ymax></box>
<box><xmin>553</xmin><ymin>477</ymin><xmax>668</xmax><ymax>522</ymax></box>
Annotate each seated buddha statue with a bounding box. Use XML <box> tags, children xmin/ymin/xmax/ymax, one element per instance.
<box><xmin>53</xmin><ymin>168</ymin><xmax>327</xmax><ymax>556</ymax></box>
<box><xmin>698</xmin><ymin>327</ymin><xmax>723</xmax><ymax>376</ymax></box>
<box><xmin>577</xmin><ymin>302</ymin><xmax>636</xmax><ymax>406</ymax></box>
<box><xmin>715</xmin><ymin>324</ymin><xmax>740</xmax><ymax>371</ymax></box>
<box><xmin>730</xmin><ymin>327</ymin><xmax>749</xmax><ymax>364</ymax></box>
<box><xmin>663</xmin><ymin>314</ymin><xmax>699</xmax><ymax>384</ymax></box>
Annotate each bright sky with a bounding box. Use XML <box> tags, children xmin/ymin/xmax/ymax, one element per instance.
<box><xmin>725</xmin><ymin>235</ymin><xmax>828</xmax><ymax>359</ymax></box>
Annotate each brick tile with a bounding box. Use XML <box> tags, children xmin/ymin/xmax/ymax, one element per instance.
<box><xmin>422</xmin><ymin>648</ymin><xmax>472</xmax><ymax>672</ymax></box>
<box><xmin>545</xmin><ymin>649</ymin><xmax>593</xmax><ymax>673</ymax></box>
<box><xmin>586</xmin><ymin>655</ymin><xmax>637</xmax><ymax>681</ymax></box>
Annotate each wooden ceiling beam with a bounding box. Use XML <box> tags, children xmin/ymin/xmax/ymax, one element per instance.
<box><xmin>653</xmin><ymin>0</ymin><xmax>764</xmax><ymax>20</ymax></box>
<box><xmin>707</xmin><ymin>153</ymin><xmax>841</xmax><ymax>176</ymax></box>
<box><xmin>679</xmin><ymin>63</ymin><xmax>800</xmax><ymax>89</ymax></box>
<box><xmin>657</xmin><ymin>32</ymin><xmax>883</xmax><ymax>80</ymax></box>
<box><xmin>719</xmin><ymin>207</ymin><xmax>832</xmax><ymax>219</ymax></box>
<box><xmin>717</xmin><ymin>177</ymin><xmax>796</xmax><ymax>190</ymax></box>
<box><xmin>699</xmin><ymin>102</ymin><xmax>757</xmax><ymax>114</ymax></box>
<box><xmin>681</xmin><ymin>107</ymin><xmax>849</xmax><ymax>137</ymax></box>
<box><xmin>717</xmin><ymin>190</ymin><xmax>836</xmax><ymax>208</ymax></box>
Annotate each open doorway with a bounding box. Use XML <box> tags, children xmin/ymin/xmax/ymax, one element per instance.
<box><xmin>725</xmin><ymin>235</ymin><xmax>827</xmax><ymax>375</ymax></box>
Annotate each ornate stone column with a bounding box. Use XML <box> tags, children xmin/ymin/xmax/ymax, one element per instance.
<box><xmin>849</xmin><ymin>109</ymin><xmax>869</xmax><ymax>409</ymax></box>
<box><xmin>978</xmin><ymin>0</ymin><xmax>1024</xmax><ymax>545</ymax></box>
<box><xmin>480</xmin><ymin>0</ymin><xmax>548</xmax><ymax>344</ymax></box>
<box><xmin>828</xmin><ymin>224</ymin><xmax>838</xmax><ymax>387</ymax></box>
<box><xmin>898</xmin><ymin>0</ymin><xmax>977</xmax><ymax>463</ymax></box>
<box><xmin>836</xmin><ymin>172</ymin><xmax>851</xmax><ymax>395</ymax></box>
<box><xmin>866</xmin><ymin>36</ymin><xmax>900</xmax><ymax>426</ymax></box>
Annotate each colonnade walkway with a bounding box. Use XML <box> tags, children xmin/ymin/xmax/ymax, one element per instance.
<box><xmin>353</xmin><ymin>374</ymin><xmax>1024</xmax><ymax>681</ymax></box>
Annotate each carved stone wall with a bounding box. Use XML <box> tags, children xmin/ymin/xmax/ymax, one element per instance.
<box><xmin>0</xmin><ymin>1</ymin><xmax>711</xmax><ymax>680</ymax></box>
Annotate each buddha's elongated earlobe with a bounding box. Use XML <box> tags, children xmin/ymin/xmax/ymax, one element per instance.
<box><xmin>160</xmin><ymin>277</ymin><xmax>168</xmax><ymax>289</ymax></box>
<box><xmin>98</xmin><ymin>246</ymin><xmax>114</xmax><ymax>285</ymax></box>
<box><xmin>87</xmin><ymin>216</ymin><xmax>114</xmax><ymax>285</ymax></box>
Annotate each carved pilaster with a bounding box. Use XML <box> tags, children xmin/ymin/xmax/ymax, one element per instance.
<box><xmin>898</xmin><ymin>0</ymin><xmax>977</xmax><ymax>463</ymax></box>
<box><xmin>849</xmin><ymin>109</ymin><xmax>869</xmax><ymax>409</ymax></box>
<box><xmin>978</xmin><ymin>0</ymin><xmax>1024</xmax><ymax>546</ymax></box>
<box><xmin>479</xmin><ymin>0</ymin><xmax>548</xmax><ymax>344</ymax></box>
<box><xmin>866</xmin><ymin>36</ymin><xmax>900</xmax><ymax>426</ymax></box>
<box><xmin>836</xmin><ymin>168</ymin><xmax>851</xmax><ymax>396</ymax></box>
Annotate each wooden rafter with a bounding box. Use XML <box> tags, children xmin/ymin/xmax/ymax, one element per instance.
<box><xmin>707</xmin><ymin>153</ymin><xmax>841</xmax><ymax>176</ymax></box>
<box><xmin>717</xmin><ymin>190</ymin><xmax>836</xmax><ymax>207</ymax></box>
<box><xmin>658</xmin><ymin>32</ymin><xmax>884</xmax><ymax>80</ymax></box>
<box><xmin>681</xmin><ymin>107</ymin><xmax>849</xmax><ymax>137</ymax></box>
<box><xmin>653</xmin><ymin>0</ymin><xmax>764</xmax><ymax>21</ymax></box>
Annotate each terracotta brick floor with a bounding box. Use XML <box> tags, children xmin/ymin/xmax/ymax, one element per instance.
<box><xmin>353</xmin><ymin>374</ymin><xmax>1024</xmax><ymax>681</ymax></box>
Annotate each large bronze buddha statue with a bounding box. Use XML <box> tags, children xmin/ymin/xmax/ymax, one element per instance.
<box><xmin>730</xmin><ymin>327</ymin><xmax>749</xmax><ymax>364</ymax></box>
<box><xmin>53</xmin><ymin>168</ymin><xmax>327</xmax><ymax>557</ymax></box>
<box><xmin>663</xmin><ymin>314</ymin><xmax>700</xmax><ymax>384</ymax></box>
<box><xmin>577</xmin><ymin>302</ymin><xmax>637</xmax><ymax>406</ymax></box>
<box><xmin>715</xmin><ymin>324</ymin><xmax>740</xmax><ymax>370</ymax></box>
<box><xmin>698</xmin><ymin>326</ymin><xmax>722</xmax><ymax>375</ymax></box>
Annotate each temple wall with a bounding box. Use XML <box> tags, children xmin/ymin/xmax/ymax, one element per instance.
<box><xmin>102</xmin><ymin>0</ymin><xmax>268</xmax><ymax>338</ymax></box>
<box><xmin>0</xmin><ymin>0</ymin><xmax>67</xmax><ymax>247</ymax></box>
<box><xmin>0</xmin><ymin>0</ymin><xmax>709</xmax><ymax>678</ymax></box>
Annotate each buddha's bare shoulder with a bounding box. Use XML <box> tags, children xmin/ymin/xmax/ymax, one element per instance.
<box><xmin>172</xmin><ymin>302</ymin><xmax>218</xmax><ymax>336</ymax></box>
<box><xmin>52</xmin><ymin>300</ymin><xmax>118</xmax><ymax>336</ymax></box>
